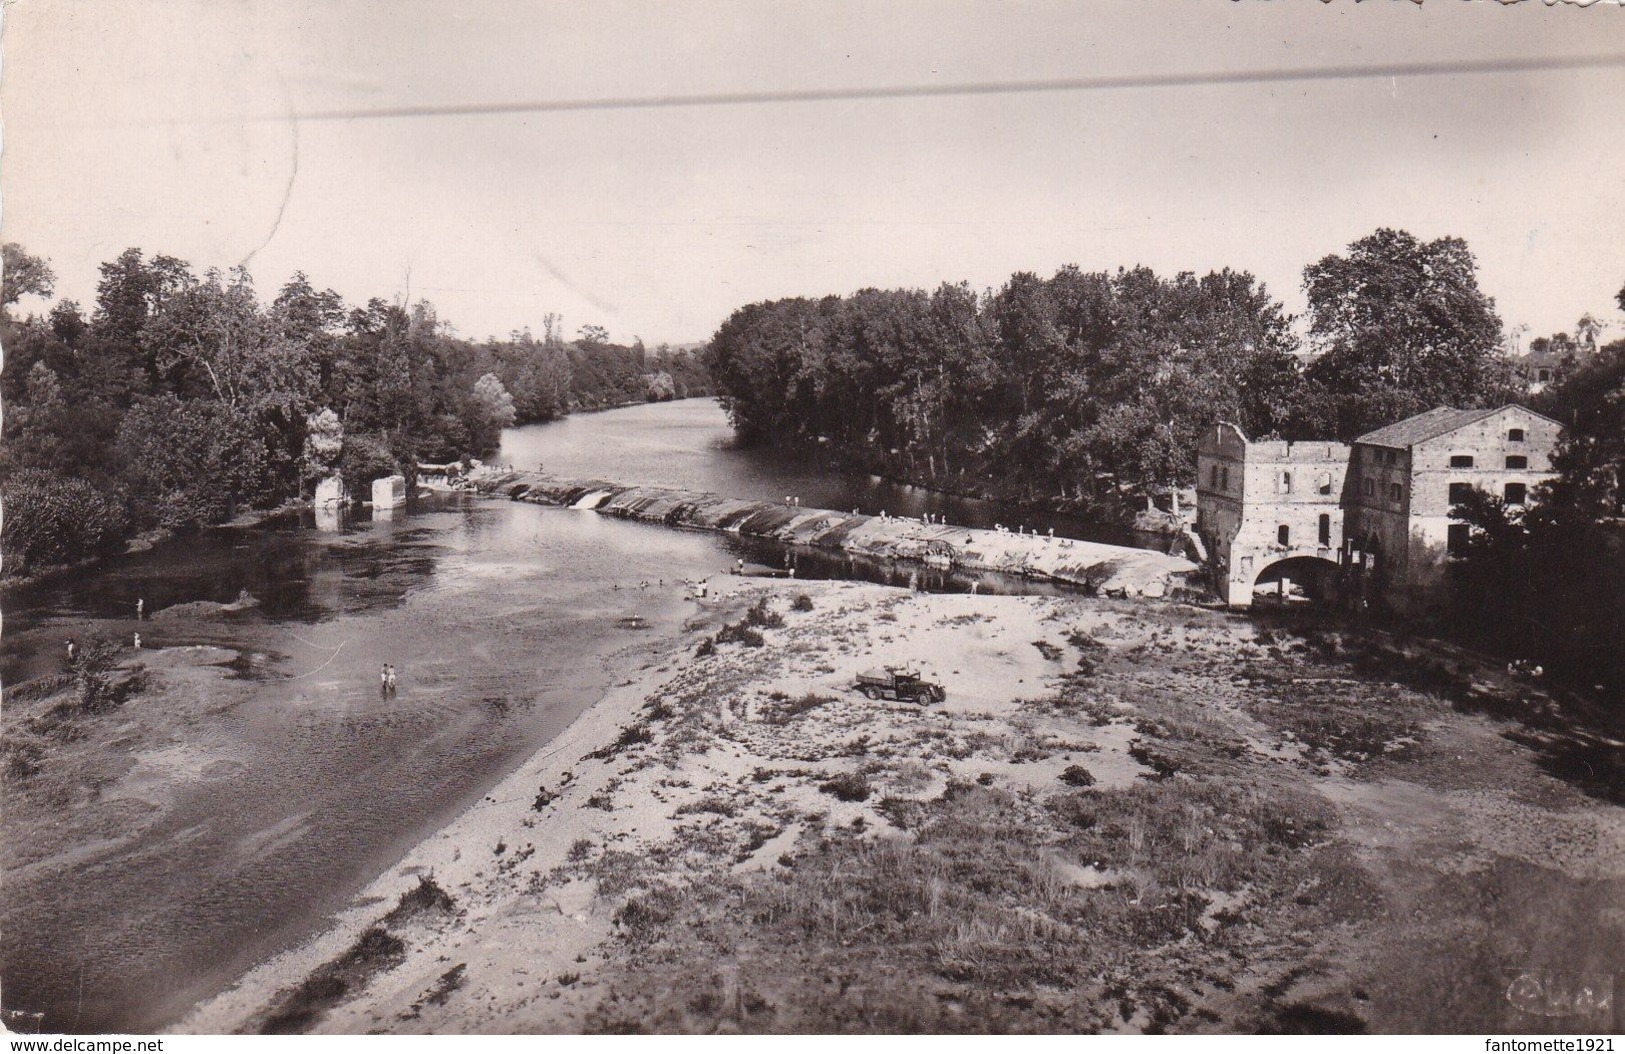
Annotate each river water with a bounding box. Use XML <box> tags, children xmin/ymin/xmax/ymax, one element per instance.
<box><xmin>1</xmin><ymin>399</ymin><xmax>1133</xmax><ymax>1032</ymax></box>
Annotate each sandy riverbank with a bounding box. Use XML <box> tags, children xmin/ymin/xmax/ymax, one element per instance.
<box><xmin>179</xmin><ymin>580</ymin><xmax>1624</xmax><ymax>1034</ymax></box>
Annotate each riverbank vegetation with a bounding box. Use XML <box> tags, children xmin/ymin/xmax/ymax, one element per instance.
<box><xmin>0</xmin><ymin>244</ymin><xmax>710</xmax><ymax>575</ymax></box>
<box><xmin>705</xmin><ymin>229</ymin><xmax>1610</xmax><ymax>514</ymax></box>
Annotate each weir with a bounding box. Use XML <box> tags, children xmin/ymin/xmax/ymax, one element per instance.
<box><xmin>469</xmin><ymin>469</ymin><xmax>1199</xmax><ymax>598</ymax></box>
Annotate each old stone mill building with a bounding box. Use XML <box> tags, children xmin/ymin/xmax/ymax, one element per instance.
<box><xmin>1195</xmin><ymin>404</ymin><xmax>1562</xmax><ymax>612</ymax></box>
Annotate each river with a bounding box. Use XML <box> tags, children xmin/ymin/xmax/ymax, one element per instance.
<box><xmin>1</xmin><ymin>398</ymin><xmax>1135</xmax><ymax>1032</ymax></box>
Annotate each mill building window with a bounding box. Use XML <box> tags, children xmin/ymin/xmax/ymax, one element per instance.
<box><xmin>1318</xmin><ymin>514</ymin><xmax>1331</xmax><ymax>546</ymax></box>
<box><xmin>1448</xmin><ymin>523</ymin><xmax>1470</xmax><ymax>557</ymax></box>
<box><xmin>1278</xmin><ymin>525</ymin><xmax>1290</xmax><ymax>546</ymax></box>
<box><xmin>1389</xmin><ymin>482</ymin><xmax>1403</xmax><ymax>503</ymax></box>
<box><xmin>1504</xmin><ymin>482</ymin><xmax>1527</xmax><ymax>505</ymax></box>
<box><xmin>1448</xmin><ymin>482</ymin><xmax>1473</xmax><ymax>506</ymax></box>
<box><xmin>1450</xmin><ymin>455</ymin><xmax>1475</xmax><ymax>468</ymax></box>
<box><xmin>1508</xmin><ymin>428</ymin><xmax>1525</xmax><ymax>442</ymax></box>
<box><xmin>1506</xmin><ymin>455</ymin><xmax>1527</xmax><ymax>469</ymax></box>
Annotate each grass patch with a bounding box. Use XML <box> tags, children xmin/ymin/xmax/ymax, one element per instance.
<box><xmin>762</xmin><ymin>692</ymin><xmax>837</xmax><ymax>726</ymax></box>
<box><xmin>260</xmin><ymin>927</ymin><xmax>407</xmax><ymax>1034</ymax></box>
<box><xmin>578</xmin><ymin>774</ymin><xmax>1352</xmax><ymax>1033</ymax></box>
<box><xmin>382</xmin><ymin>874</ymin><xmax>455</xmax><ymax>926</ymax></box>
<box><xmin>675</xmin><ymin>796</ymin><xmax>738</xmax><ymax>818</ymax></box>
<box><xmin>819</xmin><ymin>770</ymin><xmax>872</xmax><ymax>802</ymax></box>
<box><xmin>714</xmin><ymin>622</ymin><xmax>766</xmax><ymax>648</ymax></box>
<box><xmin>743</xmin><ymin>598</ymin><xmax>786</xmax><ymax>629</ymax></box>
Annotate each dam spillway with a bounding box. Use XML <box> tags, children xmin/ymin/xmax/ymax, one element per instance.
<box><xmin>468</xmin><ymin>469</ymin><xmax>1200</xmax><ymax>598</ymax></box>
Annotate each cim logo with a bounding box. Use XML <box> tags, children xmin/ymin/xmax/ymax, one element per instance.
<box><xmin>1504</xmin><ymin>969</ymin><xmax>1614</xmax><ymax>1022</ymax></box>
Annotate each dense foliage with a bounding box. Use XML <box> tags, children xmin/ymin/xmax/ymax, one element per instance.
<box><xmin>1446</xmin><ymin>326</ymin><xmax>1625</xmax><ymax>699</ymax></box>
<box><xmin>0</xmin><ymin>469</ymin><xmax>129</xmax><ymax>570</ymax></box>
<box><xmin>707</xmin><ymin>229</ymin><xmax>1525</xmax><ymax>511</ymax></box>
<box><xmin>0</xmin><ymin>245</ymin><xmax>711</xmax><ymax>573</ymax></box>
<box><xmin>1298</xmin><ymin>229</ymin><xmax>1518</xmax><ymax>438</ymax></box>
<box><xmin>707</xmin><ymin>268</ymin><xmax>1304</xmax><ymax>508</ymax></box>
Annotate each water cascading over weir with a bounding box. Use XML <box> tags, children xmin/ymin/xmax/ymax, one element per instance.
<box><xmin>470</xmin><ymin>469</ymin><xmax>1199</xmax><ymax>598</ymax></box>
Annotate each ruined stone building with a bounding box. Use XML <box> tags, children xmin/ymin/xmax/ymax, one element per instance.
<box><xmin>1196</xmin><ymin>404</ymin><xmax>1562</xmax><ymax>612</ymax></box>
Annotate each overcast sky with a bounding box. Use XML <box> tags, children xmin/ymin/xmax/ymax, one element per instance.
<box><xmin>4</xmin><ymin>1</ymin><xmax>1622</xmax><ymax>346</ymax></box>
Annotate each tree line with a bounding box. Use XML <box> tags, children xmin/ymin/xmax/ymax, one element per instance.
<box><xmin>0</xmin><ymin>245</ymin><xmax>710</xmax><ymax>574</ymax></box>
<box><xmin>706</xmin><ymin>228</ymin><xmax>1528</xmax><ymax>511</ymax></box>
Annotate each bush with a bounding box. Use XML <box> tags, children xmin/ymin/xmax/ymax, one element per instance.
<box><xmin>337</xmin><ymin>431</ymin><xmax>400</xmax><ymax>500</ymax></box>
<box><xmin>714</xmin><ymin>622</ymin><xmax>765</xmax><ymax>648</ymax></box>
<box><xmin>1059</xmin><ymin>764</ymin><xmax>1097</xmax><ymax>787</ymax></box>
<box><xmin>764</xmin><ymin>692</ymin><xmax>837</xmax><ymax>725</ymax></box>
<box><xmin>743</xmin><ymin>598</ymin><xmax>784</xmax><ymax>629</ymax></box>
<box><xmin>1</xmin><ymin>469</ymin><xmax>129</xmax><ymax>572</ymax></box>
<box><xmin>820</xmin><ymin>770</ymin><xmax>872</xmax><ymax>802</ymax></box>
<box><xmin>383</xmin><ymin>874</ymin><xmax>455</xmax><ymax>925</ymax></box>
<box><xmin>791</xmin><ymin>594</ymin><xmax>815</xmax><ymax>612</ymax></box>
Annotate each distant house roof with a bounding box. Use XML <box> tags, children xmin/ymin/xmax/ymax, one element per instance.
<box><xmin>1354</xmin><ymin>404</ymin><xmax>1558</xmax><ymax>449</ymax></box>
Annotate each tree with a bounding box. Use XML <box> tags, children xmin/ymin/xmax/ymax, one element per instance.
<box><xmin>644</xmin><ymin>371</ymin><xmax>677</xmax><ymax>401</ymax></box>
<box><xmin>1301</xmin><ymin>229</ymin><xmax>1512</xmax><ymax>439</ymax></box>
<box><xmin>2</xmin><ymin>243</ymin><xmax>55</xmax><ymax>315</ymax></box>
<box><xmin>302</xmin><ymin>407</ymin><xmax>344</xmax><ymax>482</ymax></box>
<box><xmin>93</xmin><ymin>248</ymin><xmax>194</xmax><ymax>349</ymax></box>
<box><xmin>48</xmin><ymin>300</ymin><xmax>87</xmax><ymax>347</ymax></box>
<box><xmin>141</xmin><ymin>267</ymin><xmax>316</xmax><ymax>415</ymax></box>
<box><xmin>1575</xmin><ymin>314</ymin><xmax>1604</xmax><ymax>356</ymax></box>
<box><xmin>116</xmin><ymin>394</ymin><xmax>270</xmax><ymax>529</ymax></box>
<box><xmin>466</xmin><ymin>372</ymin><xmax>516</xmax><ymax>455</ymax></box>
<box><xmin>1537</xmin><ymin>339</ymin><xmax>1625</xmax><ymax>518</ymax></box>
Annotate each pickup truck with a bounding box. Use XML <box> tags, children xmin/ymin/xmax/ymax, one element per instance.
<box><xmin>854</xmin><ymin>665</ymin><xmax>946</xmax><ymax>704</ymax></box>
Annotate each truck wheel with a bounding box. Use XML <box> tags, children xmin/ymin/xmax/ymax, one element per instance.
<box><xmin>862</xmin><ymin>686</ymin><xmax>880</xmax><ymax>700</ymax></box>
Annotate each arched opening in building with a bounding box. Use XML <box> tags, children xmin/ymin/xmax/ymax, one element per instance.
<box><xmin>1253</xmin><ymin>555</ymin><xmax>1340</xmax><ymax>607</ymax></box>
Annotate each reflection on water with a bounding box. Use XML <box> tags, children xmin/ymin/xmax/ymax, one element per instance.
<box><xmin>1</xmin><ymin>495</ymin><xmax>746</xmax><ymax>1032</ymax></box>
<box><xmin>500</xmin><ymin>398</ymin><xmax>1164</xmax><ymax>549</ymax></box>
<box><xmin>3</xmin><ymin>399</ymin><xmax>1117</xmax><ymax>1033</ymax></box>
